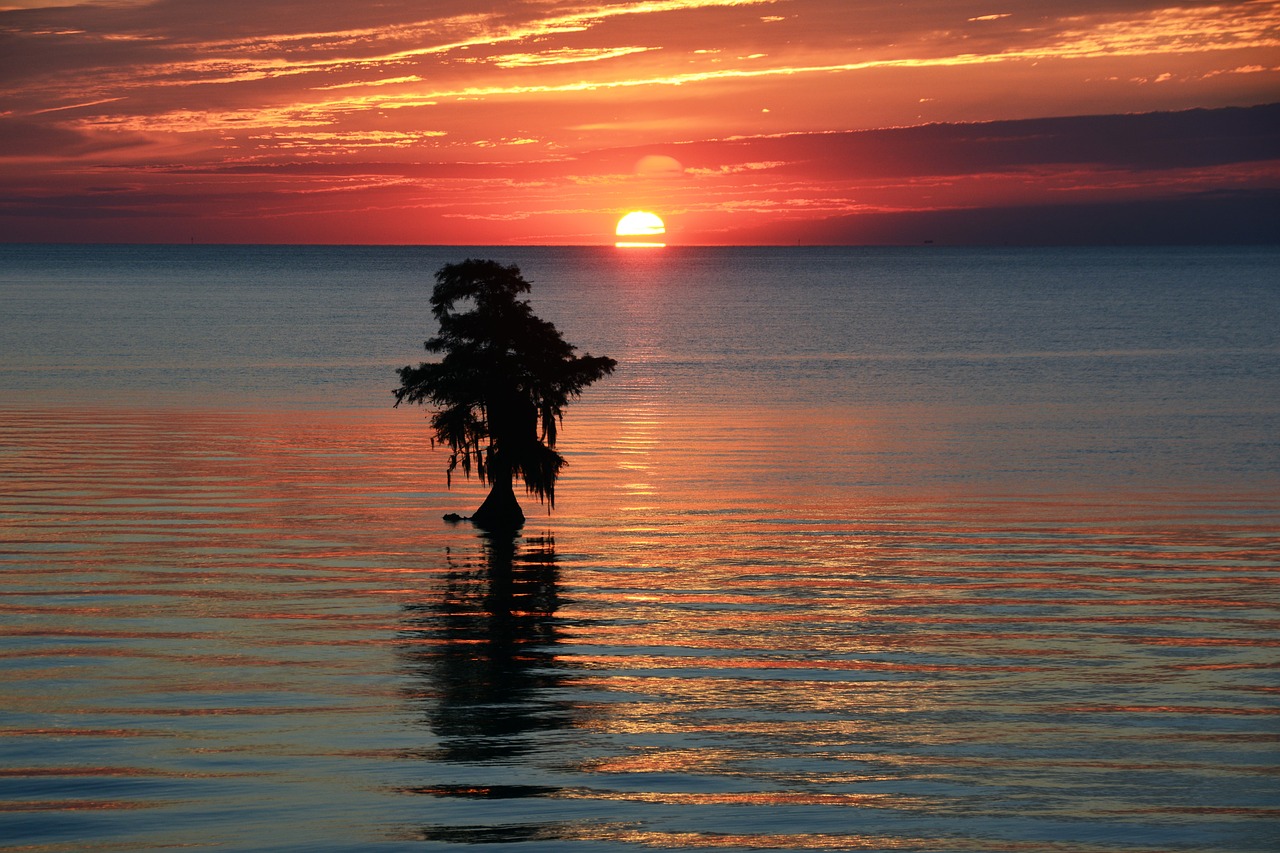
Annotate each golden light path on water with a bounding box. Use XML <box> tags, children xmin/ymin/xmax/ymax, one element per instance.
<box><xmin>1</xmin><ymin>402</ymin><xmax>1278</xmax><ymax>851</ymax></box>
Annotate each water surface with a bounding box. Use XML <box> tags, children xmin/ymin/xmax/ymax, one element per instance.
<box><xmin>1</xmin><ymin>245</ymin><xmax>1277</xmax><ymax>851</ymax></box>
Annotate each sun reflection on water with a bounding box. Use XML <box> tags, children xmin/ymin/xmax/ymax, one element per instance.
<box><xmin>1</xmin><ymin>405</ymin><xmax>1276</xmax><ymax>851</ymax></box>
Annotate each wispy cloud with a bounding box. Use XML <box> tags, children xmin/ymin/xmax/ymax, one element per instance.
<box><xmin>475</xmin><ymin>46</ymin><xmax>659</xmax><ymax>68</ymax></box>
<box><xmin>1</xmin><ymin>0</ymin><xmax>1277</xmax><ymax>243</ymax></box>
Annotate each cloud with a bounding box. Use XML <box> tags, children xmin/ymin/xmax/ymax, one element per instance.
<box><xmin>471</xmin><ymin>46</ymin><xmax>658</xmax><ymax>68</ymax></box>
<box><xmin>0</xmin><ymin>117</ymin><xmax>148</xmax><ymax>158</ymax></box>
<box><xmin>2</xmin><ymin>2</ymin><xmax>1278</xmax><ymax>243</ymax></box>
<box><xmin>676</xmin><ymin>104</ymin><xmax>1280</xmax><ymax>179</ymax></box>
<box><xmin>781</xmin><ymin>189</ymin><xmax>1280</xmax><ymax>246</ymax></box>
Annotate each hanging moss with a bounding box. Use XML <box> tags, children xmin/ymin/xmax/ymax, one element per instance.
<box><xmin>395</xmin><ymin>259</ymin><xmax>616</xmax><ymax>529</ymax></box>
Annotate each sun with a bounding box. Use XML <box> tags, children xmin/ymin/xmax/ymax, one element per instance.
<box><xmin>615</xmin><ymin>210</ymin><xmax>666</xmax><ymax>247</ymax></box>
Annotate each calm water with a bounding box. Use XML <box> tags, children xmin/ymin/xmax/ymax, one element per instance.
<box><xmin>1</xmin><ymin>245</ymin><xmax>1278</xmax><ymax>851</ymax></box>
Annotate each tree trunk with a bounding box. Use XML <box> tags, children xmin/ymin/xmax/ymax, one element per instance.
<box><xmin>471</xmin><ymin>466</ymin><xmax>525</xmax><ymax>530</ymax></box>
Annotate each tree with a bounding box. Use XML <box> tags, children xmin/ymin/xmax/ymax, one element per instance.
<box><xmin>394</xmin><ymin>259</ymin><xmax>617</xmax><ymax>529</ymax></box>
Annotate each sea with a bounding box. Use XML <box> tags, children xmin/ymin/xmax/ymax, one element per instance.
<box><xmin>1</xmin><ymin>244</ymin><xmax>1277</xmax><ymax>852</ymax></box>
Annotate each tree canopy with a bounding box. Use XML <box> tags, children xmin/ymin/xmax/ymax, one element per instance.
<box><xmin>394</xmin><ymin>259</ymin><xmax>616</xmax><ymax>526</ymax></box>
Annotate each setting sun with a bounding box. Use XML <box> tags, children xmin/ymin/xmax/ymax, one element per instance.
<box><xmin>0</xmin><ymin>0</ymin><xmax>1274</xmax><ymax>245</ymax></box>
<box><xmin>615</xmin><ymin>211</ymin><xmax>666</xmax><ymax>247</ymax></box>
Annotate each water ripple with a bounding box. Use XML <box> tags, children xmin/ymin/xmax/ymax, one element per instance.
<box><xmin>1</xmin><ymin>406</ymin><xmax>1277</xmax><ymax>852</ymax></box>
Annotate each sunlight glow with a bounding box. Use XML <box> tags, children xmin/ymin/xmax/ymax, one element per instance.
<box><xmin>616</xmin><ymin>210</ymin><xmax>665</xmax><ymax>236</ymax></box>
<box><xmin>5</xmin><ymin>0</ymin><xmax>1277</xmax><ymax>245</ymax></box>
<box><xmin>615</xmin><ymin>210</ymin><xmax>666</xmax><ymax>247</ymax></box>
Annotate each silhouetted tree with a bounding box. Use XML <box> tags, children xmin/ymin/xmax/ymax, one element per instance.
<box><xmin>394</xmin><ymin>259</ymin><xmax>616</xmax><ymax>529</ymax></box>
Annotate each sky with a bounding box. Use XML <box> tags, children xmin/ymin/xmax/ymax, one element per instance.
<box><xmin>1</xmin><ymin>0</ymin><xmax>1278</xmax><ymax>245</ymax></box>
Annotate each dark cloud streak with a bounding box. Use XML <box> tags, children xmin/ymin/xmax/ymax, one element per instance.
<box><xmin>782</xmin><ymin>189</ymin><xmax>1280</xmax><ymax>245</ymax></box>
<box><xmin>616</xmin><ymin>104</ymin><xmax>1280</xmax><ymax>179</ymax></box>
<box><xmin>0</xmin><ymin>117</ymin><xmax>148</xmax><ymax>157</ymax></box>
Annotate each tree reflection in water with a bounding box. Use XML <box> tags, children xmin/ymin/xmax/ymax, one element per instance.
<box><xmin>398</xmin><ymin>531</ymin><xmax>579</xmax><ymax>841</ymax></box>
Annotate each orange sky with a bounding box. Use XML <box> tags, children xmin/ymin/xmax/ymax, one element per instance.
<box><xmin>1</xmin><ymin>0</ymin><xmax>1278</xmax><ymax>244</ymax></box>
